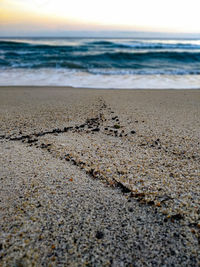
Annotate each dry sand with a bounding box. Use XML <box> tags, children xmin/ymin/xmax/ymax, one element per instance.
<box><xmin>0</xmin><ymin>87</ymin><xmax>200</xmax><ymax>266</ymax></box>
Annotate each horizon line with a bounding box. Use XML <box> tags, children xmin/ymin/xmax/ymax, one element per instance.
<box><xmin>0</xmin><ymin>30</ymin><xmax>200</xmax><ymax>39</ymax></box>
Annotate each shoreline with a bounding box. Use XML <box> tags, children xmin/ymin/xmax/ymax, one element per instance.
<box><xmin>1</xmin><ymin>85</ymin><xmax>200</xmax><ymax>90</ymax></box>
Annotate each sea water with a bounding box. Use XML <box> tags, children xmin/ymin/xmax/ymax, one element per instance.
<box><xmin>0</xmin><ymin>37</ymin><xmax>200</xmax><ymax>89</ymax></box>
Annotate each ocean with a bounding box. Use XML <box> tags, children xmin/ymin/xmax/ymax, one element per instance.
<box><xmin>0</xmin><ymin>37</ymin><xmax>200</xmax><ymax>89</ymax></box>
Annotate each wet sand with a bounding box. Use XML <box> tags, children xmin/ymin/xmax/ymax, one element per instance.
<box><xmin>0</xmin><ymin>87</ymin><xmax>200</xmax><ymax>266</ymax></box>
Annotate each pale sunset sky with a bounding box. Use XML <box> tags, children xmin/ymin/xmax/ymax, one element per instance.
<box><xmin>0</xmin><ymin>0</ymin><xmax>200</xmax><ymax>36</ymax></box>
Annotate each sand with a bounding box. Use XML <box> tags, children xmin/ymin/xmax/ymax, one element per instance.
<box><xmin>0</xmin><ymin>87</ymin><xmax>200</xmax><ymax>266</ymax></box>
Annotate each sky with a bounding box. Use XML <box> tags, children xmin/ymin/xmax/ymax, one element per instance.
<box><xmin>1</xmin><ymin>0</ymin><xmax>200</xmax><ymax>37</ymax></box>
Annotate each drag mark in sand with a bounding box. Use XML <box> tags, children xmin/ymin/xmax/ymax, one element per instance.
<box><xmin>1</xmin><ymin>97</ymin><xmax>200</xmax><ymax>240</ymax></box>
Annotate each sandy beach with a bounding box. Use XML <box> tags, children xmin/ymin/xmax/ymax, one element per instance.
<box><xmin>0</xmin><ymin>87</ymin><xmax>200</xmax><ymax>266</ymax></box>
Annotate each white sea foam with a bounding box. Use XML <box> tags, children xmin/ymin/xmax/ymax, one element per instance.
<box><xmin>0</xmin><ymin>68</ymin><xmax>200</xmax><ymax>89</ymax></box>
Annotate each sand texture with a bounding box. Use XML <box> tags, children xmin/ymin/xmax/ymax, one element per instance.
<box><xmin>0</xmin><ymin>87</ymin><xmax>200</xmax><ymax>266</ymax></box>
